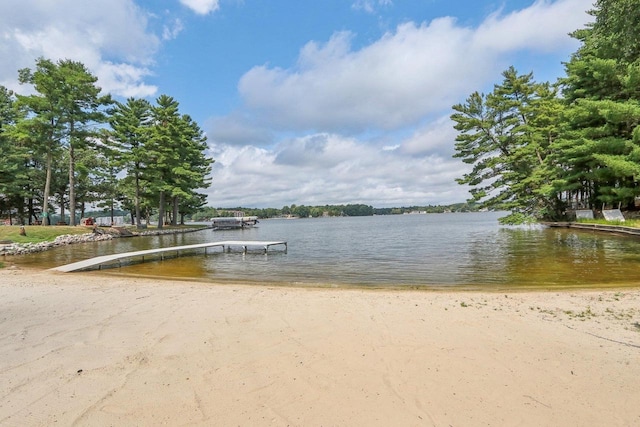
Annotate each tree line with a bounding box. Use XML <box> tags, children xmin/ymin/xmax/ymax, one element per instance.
<box><xmin>0</xmin><ymin>58</ymin><xmax>213</xmax><ymax>228</ymax></box>
<box><xmin>191</xmin><ymin>202</ymin><xmax>479</xmax><ymax>220</ymax></box>
<box><xmin>451</xmin><ymin>0</ymin><xmax>640</xmax><ymax>224</ymax></box>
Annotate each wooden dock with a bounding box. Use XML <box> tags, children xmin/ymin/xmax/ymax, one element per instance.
<box><xmin>544</xmin><ymin>222</ymin><xmax>640</xmax><ymax>236</ymax></box>
<box><xmin>49</xmin><ymin>240</ymin><xmax>288</xmax><ymax>273</ymax></box>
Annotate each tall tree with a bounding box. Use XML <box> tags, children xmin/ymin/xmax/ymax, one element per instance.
<box><xmin>149</xmin><ymin>95</ymin><xmax>182</xmax><ymax>229</ymax></box>
<box><xmin>558</xmin><ymin>0</ymin><xmax>640</xmax><ymax>210</ymax></box>
<box><xmin>451</xmin><ymin>67</ymin><xmax>562</xmax><ymax>223</ymax></box>
<box><xmin>17</xmin><ymin>58</ymin><xmax>111</xmax><ymax>225</ymax></box>
<box><xmin>169</xmin><ymin>114</ymin><xmax>213</xmax><ymax>225</ymax></box>
<box><xmin>108</xmin><ymin>97</ymin><xmax>152</xmax><ymax>228</ymax></box>
<box><xmin>0</xmin><ymin>86</ymin><xmax>31</xmax><ymax>224</ymax></box>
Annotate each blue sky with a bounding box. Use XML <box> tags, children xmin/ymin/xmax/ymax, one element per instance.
<box><xmin>1</xmin><ymin>0</ymin><xmax>593</xmax><ymax>208</ymax></box>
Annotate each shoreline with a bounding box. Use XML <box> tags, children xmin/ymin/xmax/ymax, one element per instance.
<box><xmin>97</xmin><ymin>268</ymin><xmax>640</xmax><ymax>292</ymax></box>
<box><xmin>1</xmin><ymin>267</ymin><xmax>639</xmax><ymax>426</ymax></box>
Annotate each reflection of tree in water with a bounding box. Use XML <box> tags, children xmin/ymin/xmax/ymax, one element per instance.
<box><xmin>462</xmin><ymin>227</ymin><xmax>640</xmax><ymax>288</ymax></box>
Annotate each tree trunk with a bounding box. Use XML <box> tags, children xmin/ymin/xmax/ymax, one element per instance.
<box><xmin>42</xmin><ymin>149</ymin><xmax>52</xmax><ymax>226</ymax></box>
<box><xmin>134</xmin><ymin>172</ymin><xmax>142</xmax><ymax>229</ymax></box>
<box><xmin>68</xmin><ymin>127</ymin><xmax>76</xmax><ymax>226</ymax></box>
<box><xmin>157</xmin><ymin>190</ymin><xmax>165</xmax><ymax>229</ymax></box>
<box><xmin>172</xmin><ymin>195</ymin><xmax>179</xmax><ymax>226</ymax></box>
<box><xmin>28</xmin><ymin>197</ymin><xmax>34</xmax><ymax>225</ymax></box>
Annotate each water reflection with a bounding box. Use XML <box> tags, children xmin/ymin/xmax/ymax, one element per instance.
<box><xmin>8</xmin><ymin>213</ymin><xmax>640</xmax><ymax>289</ymax></box>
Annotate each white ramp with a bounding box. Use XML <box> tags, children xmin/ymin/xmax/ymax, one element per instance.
<box><xmin>50</xmin><ymin>240</ymin><xmax>287</xmax><ymax>273</ymax></box>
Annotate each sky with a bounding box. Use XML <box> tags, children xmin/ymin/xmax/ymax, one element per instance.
<box><xmin>0</xmin><ymin>0</ymin><xmax>594</xmax><ymax>208</ymax></box>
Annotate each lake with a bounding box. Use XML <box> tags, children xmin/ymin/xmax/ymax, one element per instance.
<box><xmin>9</xmin><ymin>212</ymin><xmax>640</xmax><ymax>289</ymax></box>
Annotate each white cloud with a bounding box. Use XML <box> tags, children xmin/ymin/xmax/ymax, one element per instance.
<box><xmin>179</xmin><ymin>0</ymin><xmax>220</xmax><ymax>15</ymax></box>
<box><xmin>206</xmin><ymin>132</ymin><xmax>471</xmax><ymax>207</ymax></box>
<box><xmin>473</xmin><ymin>0</ymin><xmax>588</xmax><ymax>53</ymax></box>
<box><xmin>400</xmin><ymin>116</ymin><xmax>458</xmax><ymax>157</ymax></box>
<box><xmin>163</xmin><ymin>18</ymin><xmax>185</xmax><ymax>41</ymax></box>
<box><xmin>236</xmin><ymin>0</ymin><xmax>590</xmax><ymax>134</ymax></box>
<box><xmin>0</xmin><ymin>0</ymin><xmax>160</xmax><ymax>97</ymax></box>
<box><xmin>211</xmin><ymin>0</ymin><xmax>593</xmax><ymax>208</ymax></box>
<box><xmin>352</xmin><ymin>0</ymin><xmax>393</xmax><ymax>14</ymax></box>
<box><xmin>96</xmin><ymin>62</ymin><xmax>158</xmax><ymax>98</ymax></box>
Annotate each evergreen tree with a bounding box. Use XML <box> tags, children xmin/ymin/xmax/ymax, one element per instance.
<box><xmin>149</xmin><ymin>95</ymin><xmax>182</xmax><ymax>228</ymax></box>
<box><xmin>108</xmin><ymin>97</ymin><xmax>152</xmax><ymax>228</ymax></box>
<box><xmin>169</xmin><ymin>114</ymin><xmax>213</xmax><ymax>225</ymax></box>
<box><xmin>451</xmin><ymin>67</ymin><xmax>562</xmax><ymax>223</ymax></box>
<box><xmin>17</xmin><ymin>58</ymin><xmax>111</xmax><ymax>225</ymax></box>
<box><xmin>559</xmin><ymin>0</ymin><xmax>640</xmax><ymax>210</ymax></box>
<box><xmin>0</xmin><ymin>86</ymin><xmax>33</xmax><ymax>223</ymax></box>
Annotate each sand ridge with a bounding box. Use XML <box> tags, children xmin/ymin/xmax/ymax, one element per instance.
<box><xmin>0</xmin><ymin>268</ymin><xmax>639</xmax><ymax>426</ymax></box>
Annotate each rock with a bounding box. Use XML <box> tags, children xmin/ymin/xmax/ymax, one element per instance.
<box><xmin>1</xmin><ymin>232</ymin><xmax>113</xmax><ymax>256</ymax></box>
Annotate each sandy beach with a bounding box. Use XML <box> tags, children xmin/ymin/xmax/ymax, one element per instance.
<box><xmin>0</xmin><ymin>267</ymin><xmax>639</xmax><ymax>426</ymax></box>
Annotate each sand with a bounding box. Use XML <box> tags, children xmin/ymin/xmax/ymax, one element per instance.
<box><xmin>0</xmin><ymin>267</ymin><xmax>639</xmax><ymax>426</ymax></box>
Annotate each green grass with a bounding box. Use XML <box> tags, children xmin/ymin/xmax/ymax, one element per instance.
<box><xmin>576</xmin><ymin>218</ymin><xmax>640</xmax><ymax>227</ymax></box>
<box><xmin>0</xmin><ymin>225</ymin><xmax>90</xmax><ymax>244</ymax></box>
<box><xmin>0</xmin><ymin>223</ymin><xmax>205</xmax><ymax>245</ymax></box>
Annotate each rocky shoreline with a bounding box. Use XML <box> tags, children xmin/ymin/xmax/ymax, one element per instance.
<box><xmin>0</xmin><ymin>226</ymin><xmax>211</xmax><ymax>256</ymax></box>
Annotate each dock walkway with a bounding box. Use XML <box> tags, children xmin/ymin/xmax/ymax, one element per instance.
<box><xmin>50</xmin><ymin>240</ymin><xmax>287</xmax><ymax>273</ymax></box>
<box><xmin>544</xmin><ymin>222</ymin><xmax>640</xmax><ymax>236</ymax></box>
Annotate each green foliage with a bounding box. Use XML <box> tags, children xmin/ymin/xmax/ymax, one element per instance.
<box><xmin>15</xmin><ymin>58</ymin><xmax>111</xmax><ymax>225</ymax></box>
<box><xmin>1</xmin><ymin>58</ymin><xmax>212</xmax><ymax>229</ymax></box>
<box><xmin>558</xmin><ymin>0</ymin><xmax>640</xmax><ymax>211</ymax></box>
<box><xmin>451</xmin><ymin>67</ymin><xmax>563</xmax><ymax>223</ymax></box>
<box><xmin>453</xmin><ymin>1</ymin><xmax>640</xmax><ymax>222</ymax></box>
<box><xmin>146</xmin><ymin>95</ymin><xmax>213</xmax><ymax>228</ymax></box>
<box><xmin>108</xmin><ymin>97</ymin><xmax>152</xmax><ymax>228</ymax></box>
<box><xmin>0</xmin><ymin>87</ymin><xmax>28</xmax><ymax>213</ymax></box>
<box><xmin>192</xmin><ymin>203</ymin><xmax>479</xmax><ymax>220</ymax></box>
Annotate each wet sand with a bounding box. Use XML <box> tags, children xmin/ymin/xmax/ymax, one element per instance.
<box><xmin>1</xmin><ymin>267</ymin><xmax>639</xmax><ymax>426</ymax></box>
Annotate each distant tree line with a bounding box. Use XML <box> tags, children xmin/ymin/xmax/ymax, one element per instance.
<box><xmin>452</xmin><ymin>0</ymin><xmax>640</xmax><ymax>224</ymax></box>
<box><xmin>0</xmin><ymin>57</ymin><xmax>212</xmax><ymax>228</ymax></box>
<box><xmin>190</xmin><ymin>202</ymin><xmax>479</xmax><ymax>221</ymax></box>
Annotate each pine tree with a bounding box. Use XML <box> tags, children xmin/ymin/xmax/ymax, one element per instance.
<box><xmin>16</xmin><ymin>58</ymin><xmax>111</xmax><ymax>225</ymax></box>
<box><xmin>451</xmin><ymin>67</ymin><xmax>562</xmax><ymax>223</ymax></box>
<box><xmin>558</xmin><ymin>0</ymin><xmax>640</xmax><ymax>209</ymax></box>
<box><xmin>108</xmin><ymin>97</ymin><xmax>153</xmax><ymax>228</ymax></box>
<box><xmin>0</xmin><ymin>86</ymin><xmax>31</xmax><ymax>224</ymax></box>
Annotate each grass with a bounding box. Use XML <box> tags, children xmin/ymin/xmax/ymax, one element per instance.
<box><xmin>0</xmin><ymin>225</ymin><xmax>90</xmax><ymax>244</ymax></box>
<box><xmin>576</xmin><ymin>218</ymin><xmax>640</xmax><ymax>227</ymax></box>
<box><xmin>563</xmin><ymin>306</ymin><xmax>597</xmax><ymax>321</ymax></box>
<box><xmin>0</xmin><ymin>223</ymin><xmax>205</xmax><ymax>244</ymax></box>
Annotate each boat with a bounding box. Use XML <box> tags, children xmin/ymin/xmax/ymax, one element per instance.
<box><xmin>211</xmin><ymin>216</ymin><xmax>259</xmax><ymax>230</ymax></box>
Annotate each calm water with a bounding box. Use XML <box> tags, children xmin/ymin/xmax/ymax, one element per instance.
<box><xmin>9</xmin><ymin>212</ymin><xmax>640</xmax><ymax>289</ymax></box>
